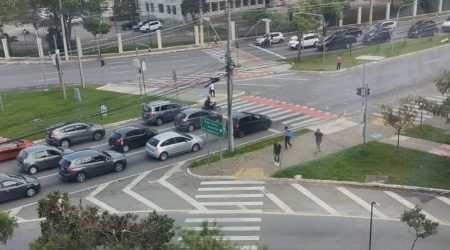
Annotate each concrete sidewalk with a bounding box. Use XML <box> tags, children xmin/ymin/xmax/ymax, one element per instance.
<box><xmin>382</xmin><ymin>135</ymin><xmax>450</xmax><ymax>158</ymax></box>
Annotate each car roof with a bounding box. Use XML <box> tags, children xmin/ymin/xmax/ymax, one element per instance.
<box><xmin>22</xmin><ymin>145</ymin><xmax>55</xmax><ymax>153</ymax></box>
<box><xmin>145</xmin><ymin>100</ymin><xmax>176</xmax><ymax>107</ymax></box>
<box><xmin>153</xmin><ymin>131</ymin><xmax>182</xmax><ymax>141</ymax></box>
<box><xmin>63</xmin><ymin>149</ymin><xmax>99</xmax><ymax>161</ymax></box>
<box><xmin>180</xmin><ymin>108</ymin><xmax>203</xmax><ymax>115</ymax></box>
<box><xmin>114</xmin><ymin>126</ymin><xmax>140</xmax><ymax>134</ymax></box>
<box><xmin>233</xmin><ymin>111</ymin><xmax>256</xmax><ymax>119</ymax></box>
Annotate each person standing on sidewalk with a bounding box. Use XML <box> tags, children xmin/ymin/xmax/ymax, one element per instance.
<box><xmin>273</xmin><ymin>141</ymin><xmax>282</xmax><ymax>166</ymax></box>
<box><xmin>284</xmin><ymin>126</ymin><xmax>293</xmax><ymax>150</ymax></box>
<box><xmin>336</xmin><ymin>54</ymin><xmax>342</xmax><ymax>70</ymax></box>
<box><xmin>314</xmin><ymin>128</ymin><xmax>324</xmax><ymax>153</ymax></box>
<box><xmin>209</xmin><ymin>83</ymin><xmax>215</xmax><ymax>98</ymax></box>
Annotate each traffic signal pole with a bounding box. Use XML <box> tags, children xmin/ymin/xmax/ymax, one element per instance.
<box><xmin>53</xmin><ymin>35</ymin><xmax>67</xmax><ymax>100</ymax></box>
<box><xmin>226</xmin><ymin>0</ymin><xmax>234</xmax><ymax>152</ymax></box>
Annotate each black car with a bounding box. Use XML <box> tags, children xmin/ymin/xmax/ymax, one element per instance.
<box><xmin>0</xmin><ymin>173</ymin><xmax>40</xmax><ymax>203</ymax></box>
<box><xmin>362</xmin><ymin>27</ymin><xmax>391</xmax><ymax>44</ymax></box>
<box><xmin>408</xmin><ymin>20</ymin><xmax>438</xmax><ymax>38</ymax></box>
<box><xmin>108</xmin><ymin>126</ymin><xmax>157</xmax><ymax>152</ymax></box>
<box><xmin>59</xmin><ymin>149</ymin><xmax>127</xmax><ymax>183</ymax></box>
<box><xmin>230</xmin><ymin>112</ymin><xmax>271</xmax><ymax>138</ymax></box>
<box><xmin>316</xmin><ymin>35</ymin><xmax>356</xmax><ymax>51</ymax></box>
<box><xmin>334</xmin><ymin>27</ymin><xmax>363</xmax><ymax>37</ymax></box>
<box><xmin>121</xmin><ymin>21</ymin><xmax>138</xmax><ymax>31</ymax></box>
<box><xmin>174</xmin><ymin>108</ymin><xmax>223</xmax><ymax>132</ymax></box>
<box><xmin>17</xmin><ymin>145</ymin><xmax>72</xmax><ymax>174</ymax></box>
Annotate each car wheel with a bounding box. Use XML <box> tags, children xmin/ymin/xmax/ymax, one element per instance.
<box><xmin>159</xmin><ymin>152</ymin><xmax>169</xmax><ymax>161</ymax></box>
<box><xmin>113</xmin><ymin>162</ymin><xmax>125</xmax><ymax>172</ymax></box>
<box><xmin>76</xmin><ymin>172</ymin><xmax>87</xmax><ymax>183</ymax></box>
<box><xmin>93</xmin><ymin>131</ymin><xmax>103</xmax><ymax>141</ymax></box>
<box><xmin>156</xmin><ymin>118</ymin><xmax>163</xmax><ymax>126</ymax></box>
<box><xmin>28</xmin><ymin>166</ymin><xmax>38</xmax><ymax>175</ymax></box>
<box><xmin>60</xmin><ymin>139</ymin><xmax>70</xmax><ymax>148</ymax></box>
<box><xmin>25</xmin><ymin>188</ymin><xmax>36</xmax><ymax>197</ymax></box>
<box><xmin>122</xmin><ymin>145</ymin><xmax>130</xmax><ymax>153</ymax></box>
<box><xmin>187</xmin><ymin>124</ymin><xmax>195</xmax><ymax>132</ymax></box>
<box><xmin>238</xmin><ymin>130</ymin><xmax>245</xmax><ymax>138</ymax></box>
<box><xmin>192</xmin><ymin>143</ymin><xmax>200</xmax><ymax>152</ymax></box>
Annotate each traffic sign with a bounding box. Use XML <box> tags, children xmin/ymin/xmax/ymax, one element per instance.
<box><xmin>201</xmin><ymin>117</ymin><xmax>223</xmax><ymax>137</ymax></box>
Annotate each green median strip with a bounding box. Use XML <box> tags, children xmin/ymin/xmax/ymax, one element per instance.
<box><xmin>189</xmin><ymin>129</ymin><xmax>309</xmax><ymax>168</ymax></box>
<box><xmin>403</xmin><ymin>124</ymin><xmax>450</xmax><ymax>144</ymax></box>
<box><xmin>287</xmin><ymin>35</ymin><xmax>450</xmax><ymax>71</ymax></box>
<box><xmin>272</xmin><ymin>141</ymin><xmax>450</xmax><ymax>190</ymax></box>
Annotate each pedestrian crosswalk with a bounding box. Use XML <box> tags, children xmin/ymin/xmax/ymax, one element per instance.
<box><xmin>203</xmin><ymin>48</ymin><xmax>247</xmax><ymax>64</ymax></box>
<box><xmin>217</xmin><ymin>95</ymin><xmax>337</xmax><ymax>130</ymax></box>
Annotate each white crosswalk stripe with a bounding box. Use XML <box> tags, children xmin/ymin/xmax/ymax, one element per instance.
<box><xmin>203</xmin><ymin>48</ymin><xmax>246</xmax><ymax>64</ymax></box>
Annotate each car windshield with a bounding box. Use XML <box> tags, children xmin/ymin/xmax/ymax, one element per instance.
<box><xmin>176</xmin><ymin>112</ymin><xmax>187</xmax><ymax>119</ymax></box>
<box><xmin>324</xmin><ymin>36</ymin><xmax>334</xmax><ymax>42</ymax></box>
<box><xmin>18</xmin><ymin>150</ymin><xmax>28</xmax><ymax>159</ymax></box>
<box><xmin>148</xmin><ymin>137</ymin><xmax>159</xmax><ymax>147</ymax></box>
<box><xmin>143</xmin><ymin>105</ymin><xmax>152</xmax><ymax>112</ymax></box>
<box><xmin>7</xmin><ymin>174</ymin><xmax>25</xmax><ymax>181</ymax></box>
<box><xmin>111</xmin><ymin>131</ymin><xmax>123</xmax><ymax>138</ymax></box>
<box><xmin>59</xmin><ymin>159</ymin><xmax>71</xmax><ymax>168</ymax></box>
<box><xmin>102</xmin><ymin>151</ymin><xmax>111</xmax><ymax>158</ymax></box>
<box><xmin>181</xmin><ymin>133</ymin><xmax>193</xmax><ymax>140</ymax></box>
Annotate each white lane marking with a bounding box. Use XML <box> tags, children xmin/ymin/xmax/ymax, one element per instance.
<box><xmin>189</xmin><ymin>209</ymin><xmax>262</xmax><ymax>214</ymax></box>
<box><xmin>158</xmin><ymin>162</ymin><xmax>207</xmax><ymax>211</ymax></box>
<box><xmin>185</xmin><ymin>217</ymin><xmax>262</xmax><ymax>223</ymax></box>
<box><xmin>268</xmin><ymin>128</ymin><xmax>281</xmax><ymax>134</ymax></box>
<box><xmin>185</xmin><ymin>226</ymin><xmax>260</xmax><ymax>231</ymax></box>
<box><xmin>85</xmin><ymin>182</ymin><xmax>120</xmax><ymax>214</ymax></box>
<box><xmin>233</xmin><ymin>102</ymin><xmax>262</xmax><ymax>110</ymax></box>
<box><xmin>290</xmin><ymin>117</ymin><xmax>322</xmax><ymax>127</ymax></box>
<box><xmin>233</xmin><ymin>73</ymin><xmax>297</xmax><ymax>83</ymax></box>
<box><xmin>271</xmin><ymin>113</ymin><xmax>299</xmax><ymax>122</ymax></box>
<box><xmin>195</xmin><ymin>194</ymin><xmax>264</xmax><ymax>198</ymax></box>
<box><xmin>384</xmin><ymin>191</ymin><xmax>441</xmax><ymax>223</ymax></box>
<box><xmin>263</xmin><ymin>190</ymin><xmax>294</xmax><ymax>214</ymax></box>
<box><xmin>122</xmin><ymin>170</ymin><xmax>163</xmax><ymax>211</ymax></box>
<box><xmin>424</xmin><ymin>59</ymin><xmax>438</xmax><ymax>64</ymax></box>
<box><xmin>108</xmin><ymin>65</ymin><xmax>130</xmax><ymax>69</ymax></box>
<box><xmin>37</xmin><ymin>173</ymin><xmax>59</xmax><ymax>180</ymax></box>
<box><xmin>292</xmin><ymin>184</ymin><xmax>340</xmax><ymax>216</ymax></box>
<box><xmin>436</xmin><ymin>196</ymin><xmax>450</xmax><ymax>206</ymax></box>
<box><xmin>249</xmin><ymin>44</ymin><xmax>287</xmax><ymax>59</ymax></box>
<box><xmin>336</xmin><ymin>187</ymin><xmax>388</xmax><ymax>219</ymax></box>
<box><xmin>90</xmin><ymin>143</ymin><xmax>108</xmax><ymax>148</ymax></box>
<box><xmin>267</xmin><ymin>110</ymin><xmax>292</xmax><ymax>119</ymax></box>
<box><xmin>234</xmin><ymin>83</ymin><xmax>283</xmax><ymax>87</ymax></box>
<box><xmin>198</xmin><ymin>186</ymin><xmax>265</xmax><ymax>191</ymax></box>
<box><xmin>273</xmin><ymin>77</ymin><xmax>309</xmax><ymax>81</ymax></box>
<box><xmin>282</xmin><ymin>115</ymin><xmax>311</xmax><ymax>125</ymax></box>
<box><xmin>7</xmin><ymin>207</ymin><xmax>26</xmax><ymax>223</ymax></box>
<box><xmin>259</xmin><ymin>108</ymin><xmax>283</xmax><ymax>116</ymax></box>
<box><xmin>200</xmin><ymin>201</ymin><xmax>263</xmax><ymax>206</ymax></box>
<box><xmin>38</xmin><ymin>78</ymin><xmax>58</xmax><ymax>82</ymax></box>
<box><xmin>125</xmin><ymin>149</ymin><xmax>145</xmax><ymax>156</ymax></box>
<box><xmin>200</xmin><ymin>181</ymin><xmax>265</xmax><ymax>185</ymax></box>
<box><xmin>236</xmin><ymin>103</ymin><xmax>266</xmax><ymax>112</ymax></box>
<box><xmin>218</xmin><ymin>99</ymin><xmax>247</xmax><ymax>107</ymax></box>
<box><xmin>250</xmin><ymin>105</ymin><xmax>273</xmax><ymax>113</ymax></box>
<box><xmin>111</xmin><ymin>70</ymin><xmax>131</xmax><ymax>74</ymax></box>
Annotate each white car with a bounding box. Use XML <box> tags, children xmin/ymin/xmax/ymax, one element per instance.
<box><xmin>369</xmin><ymin>20</ymin><xmax>397</xmax><ymax>33</ymax></box>
<box><xmin>140</xmin><ymin>21</ymin><xmax>163</xmax><ymax>33</ymax></box>
<box><xmin>71</xmin><ymin>16</ymin><xmax>84</xmax><ymax>25</ymax></box>
<box><xmin>442</xmin><ymin>16</ymin><xmax>450</xmax><ymax>32</ymax></box>
<box><xmin>288</xmin><ymin>33</ymin><xmax>319</xmax><ymax>50</ymax></box>
<box><xmin>255</xmin><ymin>32</ymin><xmax>284</xmax><ymax>46</ymax></box>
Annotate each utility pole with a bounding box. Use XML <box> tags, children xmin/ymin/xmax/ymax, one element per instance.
<box><xmin>53</xmin><ymin>35</ymin><xmax>67</xmax><ymax>100</ymax></box>
<box><xmin>369</xmin><ymin>0</ymin><xmax>374</xmax><ymax>25</ymax></box>
<box><xmin>226</xmin><ymin>0</ymin><xmax>234</xmax><ymax>152</ymax></box>
<box><xmin>58</xmin><ymin>0</ymin><xmax>69</xmax><ymax>61</ymax></box>
<box><xmin>199</xmin><ymin>0</ymin><xmax>204</xmax><ymax>47</ymax></box>
<box><xmin>75</xmin><ymin>30</ymin><xmax>85</xmax><ymax>88</ymax></box>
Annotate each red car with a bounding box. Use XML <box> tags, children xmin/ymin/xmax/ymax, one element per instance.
<box><xmin>0</xmin><ymin>137</ymin><xmax>34</xmax><ymax>161</ymax></box>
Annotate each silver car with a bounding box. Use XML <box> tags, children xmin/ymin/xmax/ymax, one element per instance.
<box><xmin>46</xmin><ymin>122</ymin><xmax>105</xmax><ymax>148</ymax></box>
<box><xmin>145</xmin><ymin>132</ymin><xmax>203</xmax><ymax>161</ymax></box>
<box><xmin>17</xmin><ymin>145</ymin><xmax>72</xmax><ymax>174</ymax></box>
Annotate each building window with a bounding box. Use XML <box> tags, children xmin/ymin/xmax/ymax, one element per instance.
<box><xmin>219</xmin><ymin>1</ymin><xmax>225</xmax><ymax>10</ymax></box>
<box><xmin>211</xmin><ymin>2</ymin><xmax>218</xmax><ymax>11</ymax></box>
<box><xmin>172</xmin><ymin>5</ymin><xmax>176</xmax><ymax>14</ymax></box>
<box><xmin>235</xmin><ymin>0</ymin><xmax>241</xmax><ymax>7</ymax></box>
<box><xmin>243</xmin><ymin>0</ymin><xmax>248</xmax><ymax>6</ymax></box>
<box><xmin>250</xmin><ymin>0</ymin><xmax>256</xmax><ymax>5</ymax></box>
<box><xmin>167</xmin><ymin>5</ymin><xmax>171</xmax><ymax>14</ymax></box>
<box><xmin>150</xmin><ymin>3</ymin><xmax>155</xmax><ymax>12</ymax></box>
<box><xmin>257</xmin><ymin>0</ymin><xmax>263</xmax><ymax>4</ymax></box>
<box><xmin>158</xmin><ymin>4</ymin><xmax>164</xmax><ymax>13</ymax></box>
<box><xmin>145</xmin><ymin>3</ymin><xmax>149</xmax><ymax>11</ymax></box>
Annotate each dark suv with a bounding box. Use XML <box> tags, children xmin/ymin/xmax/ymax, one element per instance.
<box><xmin>0</xmin><ymin>174</ymin><xmax>40</xmax><ymax>203</ymax></box>
<box><xmin>142</xmin><ymin>101</ymin><xmax>183</xmax><ymax>126</ymax></box>
<box><xmin>334</xmin><ymin>27</ymin><xmax>363</xmax><ymax>37</ymax></box>
<box><xmin>17</xmin><ymin>145</ymin><xmax>72</xmax><ymax>174</ymax></box>
<box><xmin>408</xmin><ymin>20</ymin><xmax>438</xmax><ymax>38</ymax></box>
<box><xmin>46</xmin><ymin>122</ymin><xmax>105</xmax><ymax>148</ymax></box>
<box><xmin>59</xmin><ymin>149</ymin><xmax>127</xmax><ymax>183</ymax></box>
<box><xmin>230</xmin><ymin>112</ymin><xmax>271</xmax><ymax>138</ymax></box>
<box><xmin>108</xmin><ymin>126</ymin><xmax>157</xmax><ymax>152</ymax></box>
<box><xmin>174</xmin><ymin>108</ymin><xmax>222</xmax><ymax>132</ymax></box>
<box><xmin>316</xmin><ymin>35</ymin><xmax>356</xmax><ymax>51</ymax></box>
<box><xmin>362</xmin><ymin>27</ymin><xmax>391</xmax><ymax>44</ymax></box>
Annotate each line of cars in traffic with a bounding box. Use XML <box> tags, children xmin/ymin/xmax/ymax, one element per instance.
<box><xmin>0</xmin><ymin>100</ymin><xmax>272</xmax><ymax>203</ymax></box>
<box><xmin>121</xmin><ymin>20</ymin><xmax>163</xmax><ymax>33</ymax></box>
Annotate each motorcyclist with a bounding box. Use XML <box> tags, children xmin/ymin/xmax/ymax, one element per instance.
<box><xmin>203</xmin><ymin>96</ymin><xmax>215</xmax><ymax>110</ymax></box>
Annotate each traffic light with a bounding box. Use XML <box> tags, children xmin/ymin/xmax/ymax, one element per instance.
<box><xmin>100</xmin><ymin>59</ymin><xmax>105</xmax><ymax>67</ymax></box>
<box><xmin>357</xmin><ymin>87</ymin><xmax>362</xmax><ymax>96</ymax></box>
<box><xmin>367</xmin><ymin>88</ymin><xmax>370</xmax><ymax>96</ymax></box>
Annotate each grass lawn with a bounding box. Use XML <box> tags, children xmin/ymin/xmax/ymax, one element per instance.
<box><xmin>403</xmin><ymin>124</ymin><xmax>450</xmax><ymax>144</ymax></box>
<box><xmin>272</xmin><ymin>141</ymin><xmax>450</xmax><ymax>190</ymax></box>
<box><xmin>190</xmin><ymin>129</ymin><xmax>309</xmax><ymax>168</ymax></box>
<box><xmin>0</xmin><ymin>85</ymin><xmax>192</xmax><ymax>140</ymax></box>
<box><xmin>288</xmin><ymin>35</ymin><xmax>450</xmax><ymax>71</ymax></box>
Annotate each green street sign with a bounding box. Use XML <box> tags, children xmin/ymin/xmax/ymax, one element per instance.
<box><xmin>200</xmin><ymin>117</ymin><xmax>224</xmax><ymax>137</ymax></box>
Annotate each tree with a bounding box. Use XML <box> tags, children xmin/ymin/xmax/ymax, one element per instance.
<box><xmin>83</xmin><ymin>16</ymin><xmax>110</xmax><ymax>39</ymax></box>
<box><xmin>0</xmin><ymin>211</ymin><xmax>18</xmax><ymax>245</ymax></box>
<box><xmin>113</xmin><ymin>0</ymin><xmax>138</xmax><ymax>21</ymax></box>
<box><xmin>178</xmin><ymin>221</ymin><xmax>237</xmax><ymax>250</ymax></box>
<box><xmin>292</xmin><ymin>13</ymin><xmax>319</xmax><ymax>61</ymax></box>
<box><xmin>435</xmin><ymin>70</ymin><xmax>450</xmax><ymax>95</ymax></box>
<box><xmin>401</xmin><ymin>206</ymin><xmax>439</xmax><ymax>250</ymax></box>
<box><xmin>413</xmin><ymin>96</ymin><xmax>432</xmax><ymax>129</ymax></box>
<box><xmin>381</xmin><ymin>96</ymin><xmax>417</xmax><ymax>151</ymax></box>
<box><xmin>299</xmin><ymin>0</ymin><xmax>348</xmax><ymax>26</ymax></box>
<box><xmin>181</xmin><ymin>0</ymin><xmax>209</xmax><ymax>21</ymax></box>
<box><xmin>430</xmin><ymin>71</ymin><xmax>450</xmax><ymax>125</ymax></box>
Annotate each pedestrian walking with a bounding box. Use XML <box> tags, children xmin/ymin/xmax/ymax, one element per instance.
<box><xmin>284</xmin><ymin>126</ymin><xmax>293</xmax><ymax>150</ymax></box>
<box><xmin>209</xmin><ymin>83</ymin><xmax>215</xmax><ymax>98</ymax></box>
<box><xmin>100</xmin><ymin>103</ymin><xmax>107</xmax><ymax>120</ymax></box>
<box><xmin>336</xmin><ymin>54</ymin><xmax>342</xmax><ymax>70</ymax></box>
<box><xmin>314</xmin><ymin>128</ymin><xmax>324</xmax><ymax>153</ymax></box>
<box><xmin>273</xmin><ymin>141</ymin><xmax>282</xmax><ymax>166</ymax></box>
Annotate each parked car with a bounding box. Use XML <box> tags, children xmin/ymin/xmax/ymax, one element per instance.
<box><xmin>316</xmin><ymin>35</ymin><xmax>356</xmax><ymax>51</ymax></box>
<box><xmin>108</xmin><ymin>126</ymin><xmax>158</xmax><ymax>152</ymax></box>
<box><xmin>0</xmin><ymin>173</ymin><xmax>40</xmax><ymax>203</ymax></box>
<box><xmin>45</xmin><ymin>122</ymin><xmax>105</xmax><ymax>148</ymax></box>
<box><xmin>230</xmin><ymin>112</ymin><xmax>271</xmax><ymax>138</ymax></box>
<box><xmin>17</xmin><ymin>145</ymin><xmax>72</xmax><ymax>175</ymax></box>
<box><xmin>362</xmin><ymin>27</ymin><xmax>392</xmax><ymax>44</ymax></box>
<box><xmin>0</xmin><ymin>137</ymin><xmax>34</xmax><ymax>161</ymax></box>
<box><xmin>288</xmin><ymin>33</ymin><xmax>319</xmax><ymax>50</ymax></box>
<box><xmin>140</xmin><ymin>21</ymin><xmax>163</xmax><ymax>32</ymax></box>
<box><xmin>334</xmin><ymin>27</ymin><xmax>363</xmax><ymax>37</ymax></box>
<box><xmin>122</xmin><ymin>21</ymin><xmax>138</xmax><ymax>31</ymax></box>
<box><xmin>145</xmin><ymin>132</ymin><xmax>203</xmax><ymax>161</ymax></box>
<box><xmin>58</xmin><ymin>149</ymin><xmax>127</xmax><ymax>183</ymax></box>
<box><xmin>441</xmin><ymin>16</ymin><xmax>450</xmax><ymax>32</ymax></box>
<box><xmin>369</xmin><ymin>21</ymin><xmax>397</xmax><ymax>33</ymax></box>
<box><xmin>142</xmin><ymin>100</ymin><xmax>183</xmax><ymax>126</ymax></box>
<box><xmin>255</xmin><ymin>32</ymin><xmax>284</xmax><ymax>46</ymax></box>
<box><xmin>133</xmin><ymin>21</ymin><xmax>149</xmax><ymax>31</ymax></box>
<box><xmin>174</xmin><ymin>108</ymin><xmax>222</xmax><ymax>132</ymax></box>
<box><xmin>70</xmin><ymin>16</ymin><xmax>84</xmax><ymax>24</ymax></box>
<box><xmin>408</xmin><ymin>20</ymin><xmax>439</xmax><ymax>38</ymax></box>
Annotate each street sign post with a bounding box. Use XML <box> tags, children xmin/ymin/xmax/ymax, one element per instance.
<box><xmin>200</xmin><ymin>117</ymin><xmax>224</xmax><ymax>169</ymax></box>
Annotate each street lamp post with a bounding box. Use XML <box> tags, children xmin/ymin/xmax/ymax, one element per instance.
<box><xmin>369</xmin><ymin>201</ymin><xmax>380</xmax><ymax>250</ymax></box>
<box><xmin>294</xmin><ymin>12</ymin><xmax>326</xmax><ymax>69</ymax></box>
<box><xmin>391</xmin><ymin>2</ymin><xmax>419</xmax><ymax>54</ymax></box>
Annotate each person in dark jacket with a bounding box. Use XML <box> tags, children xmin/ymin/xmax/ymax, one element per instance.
<box><xmin>273</xmin><ymin>141</ymin><xmax>282</xmax><ymax>166</ymax></box>
<box><xmin>284</xmin><ymin>126</ymin><xmax>293</xmax><ymax>150</ymax></box>
<box><xmin>314</xmin><ymin>128</ymin><xmax>324</xmax><ymax>153</ymax></box>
